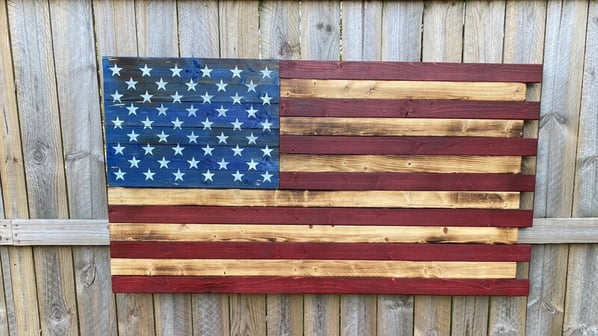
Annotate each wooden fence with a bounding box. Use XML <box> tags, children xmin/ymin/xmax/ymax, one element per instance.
<box><xmin>0</xmin><ymin>0</ymin><xmax>596</xmax><ymax>335</ymax></box>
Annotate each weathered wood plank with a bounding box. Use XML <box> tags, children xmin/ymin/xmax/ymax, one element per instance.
<box><xmin>177</xmin><ymin>1</ymin><xmax>219</xmax><ymax>57</ymax></box>
<box><xmin>116</xmin><ymin>293</ymin><xmax>156</xmax><ymax>336</ymax></box>
<box><xmin>341</xmin><ymin>295</ymin><xmax>377</xmax><ymax>336</ymax></box>
<box><xmin>135</xmin><ymin>0</ymin><xmax>178</xmax><ymax>57</ymax></box>
<box><xmin>300</xmin><ymin>1</ymin><xmax>341</xmax><ymax>61</ymax></box>
<box><xmin>92</xmin><ymin>0</ymin><xmax>138</xmax><ymax>56</ymax></box>
<box><xmin>463</xmin><ymin>1</ymin><xmax>506</xmax><ymax>63</ymax></box>
<box><xmin>281</xmin><ymin>79</ymin><xmax>526</xmax><ymax>101</ymax></box>
<box><xmin>260</xmin><ymin>1</ymin><xmax>301</xmax><ymax>59</ymax></box>
<box><xmin>304</xmin><ymin>294</ymin><xmax>340</xmax><ymax>336</ymax></box>
<box><xmin>414</xmin><ymin>296</ymin><xmax>451</xmax><ymax>336</ymax></box>
<box><xmin>219</xmin><ymin>2</ymin><xmax>260</xmax><ymax>58</ymax></box>
<box><xmin>381</xmin><ymin>1</ymin><xmax>424</xmax><ymax>61</ymax></box>
<box><xmin>110</xmin><ymin>224</ymin><xmax>518</xmax><ymax>244</ymax></box>
<box><xmin>192</xmin><ymin>294</ymin><xmax>229</xmax><ymax>336</ymax></box>
<box><xmin>230</xmin><ymin>294</ymin><xmax>266</xmax><ymax>336</ymax></box>
<box><xmin>266</xmin><ymin>294</ymin><xmax>303</xmax><ymax>336</ymax></box>
<box><xmin>342</xmin><ymin>1</ymin><xmax>382</xmax><ymax>60</ymax></box>
<box><xmin>422</xmin><ymin>1</ymin><xmax>464</xmax><ymax>63</ymax></box>
<box><xmin>451</xmin><ymin>296</ymin><xmax>489</xmax><ymax>335</ymax></box>
<box><xmin>154</xmin><ymin>294</ymin><xmax>192</xmax><ymax>336</ymax></box>
<box><xmin>0</xmin><ymin>248</ymin><xmax>10</xmax><ymax>336</ymax></box>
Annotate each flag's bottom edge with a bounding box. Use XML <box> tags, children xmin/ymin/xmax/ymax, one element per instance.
<box><xmin>111</xmin><ymin>276</ymin><xmax>529</xmax><ymax>296</ymax></box>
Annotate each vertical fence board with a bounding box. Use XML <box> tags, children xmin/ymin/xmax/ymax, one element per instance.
<box><xmin>49</xmin><ymin>3</ymin><xmax>115</xmax><ymax>335</ymax></box>
<box><xmin>342</xmin><ymin>1</ymin><xmax>382</xmax><ymax>60</ymax></box>
<box><xmin>414</xmin><ymin>296</ymin><xmax>451</xmax><ymax>336</ymax></box>
<box><xmin>154</xmin><ymin>294</ymin><xmax>192</xmax><ymax>336</ymax></box>
<box><xmin>451</xmin><ymin>297</ymin><xmax>489</xmax><ymax>336</ymax></box>
<box><xmin>266</xmin><ymin>294</ymin><xmax>304</xmax><ymax>336</ymax></box>
<box><xmin>116</xmin><ymin>294</ymin><xmax>156</xmax><ymax>336</ymax></box>
<box><xmin>192</xmin><ymin>295</ymin><xmax>229</xmax><ymax>336</ymax></box>
<box><xmin>377</xmin><ymin>296</ymin><xmax>414</xmax><ymax>336</ymax></box>
<box><xmin>135</xmin><ymin>0</ymin><xmax>178</xmax><ymax>57</ymax></box>
<box><xmin>0</xmin><ymin>249</ymin><xmax>9</xmax><ymax>336</ymax></box>
<box><xmin>178</xmin><ymin>1</ymin><xmax>219</xmax><ymax>58</ymax></box>
<box><xmin>565</xmin><ymin>2</ymin><xmax>598</xmax><ymax>335</ymax></box>
<box><xmin>260</xmin><ymin>1</ymin><xmax>301</xmax><ymax>60</ymax></box>
<box><xmin>340</xmin><ymin>295</ymin><xmax>377</xmax><ymax>336</ymax></box>
<box><xmin>527</xmin><ymin>2</ymin><xmax>587</xmax><ymax>336</ymax></box>
<box><xmin>230</xmin><ymin>295</ymin><xmax>266</xmax><ymax>336</ymax></box>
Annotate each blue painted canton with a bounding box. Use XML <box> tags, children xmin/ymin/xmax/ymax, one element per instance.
<box><xmin>102</xmin><ymin>57</ymin><xmax>280</xmax><ymax>188</ymax></box>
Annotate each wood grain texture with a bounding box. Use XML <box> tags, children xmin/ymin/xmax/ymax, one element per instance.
<box><xmin>109</xmin><ymin>224</ymin><xmax>518</xmax><ymax>244</ymax></box>
<box><xmin>527</xmin><ymin>2</ymin><xmax>588</xmax><ymax>336</ymax></box>
<box><xmin>92</xmin><ymin>0</ymin><xmax>138</xmax><ymax>56</ymax></box>
<box><xmin>377</xmin><ymin>295</ymin><xmax>413</xmax><ymax>336</ymax></box>
<box><xmin>135</xmin><ymin>0</ymin><xmax>178</xmax><ymax>57</ymax></box>
<box><xmin>154</xmin><ymin>294</ymin><xmax>192</xmax><ymax>336</ymax></box>
<box><xmin>422</xmin><ymin>1</ymin><xmax>464</xmax><ymax>63</ymax></box>
<box><xmin>108</xmin><ymin>188</ymin><xmax>521</xmax><ymax>209</ymax></box>
<box><xmin>463</xmin><ymin>1</ymin><xmax>506</xmax><ymax>63</ymax></box>
<box><xmin>230</xmin><ymin>294</ymin><xmax>266</xmax><ymax>336</ymax></box>
<box><xmin>0</xmin><ymin>248</ymin><xmax>10</xmax><ymax>335</ymax></box>
<box><xmin>304</xmin><ymin>294</ymin><xmax>339</xmax><ymax>336</ymax></box>
<box><xmin>260</xmin><ymin>1</ymin><xmax>301</xmax><ymax>59</ymax></box>
<box><xmin>177</xmin><ymin>1</ymin><xmax>219</xmax><ymax>57</ymax></box>
<box><xmin>451</xmin><ymin>296</ymin><xmax>489</xmax><ymax>335</ymax></box>
<box><xmin>116</xmin><ymin>293</ymin><xmax>155</xmax><ymax>336</ymax></box>
<box><xmin>382</xmin><ymin>1</ymin><xmax>424</xmax><ymax>61</ymax></box>
<box><xmin>281</xmin><ymin>117</ymin><xmax>525</xmax><ymax>137</ymax></box>
<box><xmin>300</xmin><ymin>1</ymin><xmax>341</xmax><ymax>61</ymax></box>
<box><xmin>219</xmin><ymin>1</ymin><xmax>259</xmax><ymax>58</ymax></box>
<box><xmin>192</xmin><ymin>294</ymin><xmax>229</xmax><ymax>336</ymax></box>
<box><xmin>281</xmin><ymin>79</ymin><xmax>527</xmax><ymax>101</ymax></box>
<box><xmin>414</xmin><ymin>296</ymin><xmax>451</xmax><ymax>336</ymax></box>
<box><xmin>342</xmin><ymin>1</ymin><xmax>382</xmax><ymax>60</ymax></box>
<box><xmin>266</xmin><ymin>294</ymin><xmax>303</xmax><ymax>336</ymax></box>
<box><xmin>7</xmin><ymin>247</ymin><xmax>38</xmax><ymax>335</ymax></box>
<box><xmin>341</xmin><ymin>295</ymin><xmax>376</xmax><ymax>336</ymax></box>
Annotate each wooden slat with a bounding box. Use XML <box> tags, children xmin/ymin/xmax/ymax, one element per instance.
<box><xmin>279</xmin><ymin>172</ymin><xmax>536</xmax><ymax>191</ymax></box>
<box><xmin>280</xmin><ymin>136</ymin><xmax>537</xmax><ymax>156</ymax></box>
<box><xmin>109</xmin><ymin>206</ymin><xmax>534</xmax><ymax>227</ymax></box>
<box><xmin>281</xmin><ymin>117</ymin><xmax>525</xmax><ymax>137</ymax></box>
<box><xmin>279</xmin><ymin>61</ymin><xmax>543</xmax><ymax>83</ymax></box>
<box><xmin>281</xmin><ymin>79</ymin><xmax>526</xmax><ymax>101</ymax></box>
<box><xmin>11</xmin><ymin>219</ymin><xmax>109</xmax><ymax>246</ymax></box>
<box><xmin>280</xmin><ymin>98</ymin><xmax>541</xmax><ymax>120</ymax></box>
<box><xmin>107</xmin><ymin>188</ymin><xmax>521</xmax><ymax>209</ymax></box>
<box><xmin>110</xmin><ymin>242</ymin><xmax>531</xmax><ymax>261</ymax></box>
<box><xmin>281</xmin><ymin>155</ymin><xmax>523</xmax><ymax>173</ymax></box>
<box><xmin>109</xmin><ymin>224</ymin><xmax>518</xmax><ymax>244</ymax></box>
<box><xmin>112</xmin><ymin>276</ymin><xmax>530</xmax><ymax>296</ymax></box>
<box><xmin>111</xmin><ymin>259</ymin><xmax>517</xmax><ymax>279</ymax></box>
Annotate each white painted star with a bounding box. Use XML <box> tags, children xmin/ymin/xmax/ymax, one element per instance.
<box><xmin>111</xmin><ymin>90</ymin><xmax>123</xmax><ymax>103</ymax></box>
<box><xmin>155</xmin><ymin>78</ymin><xmax>168</xmax><ymax>90</ymax></box>
<box><xmin>216</xmin><ymin>132</ymin><xmax>229</xmax><ymax>144</ymax></box>
<box><xmin>246</xmin><ymin>159</ymin><xmax>259</xmax><ymax>171</ymax></box>
<box><xmin>143</xmin><ymin>169</ymin><xmax>155</xmax><ymax>181</ymax></box>
<box><xmin>114</xmin><ymin>168</ymin><xmax>126</xmax><ymax>180</ymax></box>
<box><xmin>261</xmin><ymin>171</ymin><xmax>273</xmax><ymax>182</ymax></box>
<box><xmin>216</xmin><ymin>105</ymin><xmax>228</xmax><ymax>117</ymax></box>
<box><xmin>128</xmin><ymin>156</ymin><xmax>140</xmax><ymax>168</ymax></box>
<box><xmin>232</xmin><ymin>170</ymin><xmax>244</xmax><ymax>182</ymax></box>
<box><xmin>171</xmin><ymin>117</ymin><xmax>183</xmax><ymax>129</ymax></box>
<box><xmin>109</xmin><ymin>63</ymin><xmax>122</xmax><ymax>76</ymax></box>
<box><xmin>140</xmin><ymin>64</ymin><xmax>153</xmax><ymax>77</ymax></box>
<box><xmin>231</xmin><ymin>118</ymin><xmax>243</xmax><ymax>131</ymax></box>
<box><xmin>202</xmin><ymin>144</ymin><xmax>214</xmax><ymax>156</ymax></box>
<box><xmin>261</xmin><ymin>119</ymin><xmax>272</xmax><ymax>131</ymax></box>
<box><xmin>173</xmin><ymin>169</ymin><xmax>185</xmax><ymax>181</ymax></box>
<box><xmin>158</xmin><ymin>157</ymin><xmax>170</xmax><ymax>168</ymax></box>
<box><xmin>171</xmin><ymin>91</ymin><xmax>183</xmax><ymax>103</ymax></box>
<box><xmin>261</xmin><ymin>145</ymin><xmax>273</xmax><ymax>157</ymax></box>
<box><xmin>246</xmin><ymin>132</ymin><xmax>258</xmax><ymax>144</ymax></box>
<box><xmin>185</xmin><ymin>78</ymin><xmax>197</xmax><ymax>91</ymax></box>
<box><xmin>245</xmin><ymin>80</ymin><xmax>257</xmax><ymax>92</ymax></box>
<box><xmin>231</xmin><ymin>145</ymin><xmax>244</xmax><ymax>156</ymax></box>
<box><xmin>156</xmin><ymin>104</ymin><xmax>168</xmax><ymax>116</ymax></box>
<box><xmin>170</xmin><ymin>64</ymin><xmax>182</xmax><ymax>77</ymax></box>
<box><xmin>246</xmin><ymin>106</ymin><xmax>258</xmax><ymax>118</ymax></box>
<box><xmin>172</xmin><ymin>143</ymin><xmax>185</xmax><ymax>155</ymax></box>
<box><xmin>143</xmin><ymin>143</ymin><xmax>155</xmax><ymax>155</ymax></box>
<box><xmin>125</xmin><ymin>77</ymin><xmax>138</xmax><ymax>89</ymax></box>
<box><xmin>217</xmin><ymin>158</ymin><xmax>229</xmax><ymax>170</ymax></box>
<box><xmin>157</xmin><ymin>131</ymin><xmax>169</xmax><ymax>143</ymax></box>
<box><xmin>215</xmin><ymin>79</ymin><xmax>228</xmax><ymax>92</ymax></box>
<box><xmin>260</xmin><ymin>66</ymin><xmax>273</xmax><ymax>79</ymax></box>
<box><xmin>187</xmin><ymin>157</ymin><xmax>200</xmax><ymax>169</ymax></box>
<box><xmin>201</xmin><ymin>91</ymin><xmax>213</xmax><ymax>104</ymax></box>
<box><xmin>201</xmin><ymin>118</ymin><xmax>213</xmax><ymax>130</ymax></box>
<box><xmin>126</xmin><ymin>103</ymin><xmax>138</xmax><ymax>115</ymax></box>
<box><xmin>230</xmin><ymin>66</ymin><xmax>242</xmax><ymax>78</ymax></box>
<box><xmin>200</xmin><ymin>65</ymin><xmax>212</xmax><ymax>78</ymax></box>
<box><xmin>261</xmin><ymin>92</ymin><xmax>273</xmax><ymax>105</ymax></box>
<box><xmin>187</xmin><ymin>131</ymin><xmax>199</xmax><ymax>144</ymax></box>
<box><xmin>112</xmin><ymin>143</ymin><xmax>125</xmax><ymax>155</ymax></box>
<box><xmin>141</xmin><ymin>117</ymin><xmax>153</xmax><ymax>129</ymax></box>
<box><xmin>111</xmin><ymin>117</ymin><xmax>124</xmax><ymax>129</ymax></box>
<box><xmin>127</xmin><ymin>130</ymin><xmax>139</xmax><ymax>142</ymax></box>
<box><xmin>230</xmin><ymin>92</ymin><xmax>243</xmax><ymax>104</ymax></box>
<box><xmin>202</xmin><ymin>169</ymin><xmax>215</xmax><ymax>182</ymax></box>
<box><xmin>186</xmin><ymin>105</ymin><xmax>198</xmax><ymax>117</ymax></box>
<box><xmin>140</xmin><ymin>91</ymin><xmax>153</xmax><ymax>103</ymax></box>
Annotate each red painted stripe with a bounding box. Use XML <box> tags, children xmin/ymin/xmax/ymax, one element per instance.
<box><xmin>279</xmin><ymin>60</ymin><xmax>543</xmax><ymax>83</ymax></box>
<box><xmin>112</xmin><ymin>276</ymin><xmax>529</xmax><ymax>295</ymax></box>
<box><xmin>110</xmin><ymin>242</ymin><xmax>531</xmax><ymax>261</ymax></box>
<box><xmin>279</xmin><ymin>172</ymin><xmax>536</xmax><ymax>191</ymax></box>
<box><xmin>280</xmin><ymin>136</ymin><xmax>538</xmax><ymax>156</ymax></box>
<box><xmin>280</xmin><ymin>98</ymin><xmax>540</xmax><ymax>120</ymax></box>
<box><xmin>109</xmin><ymin>206</ymin><xmax>533</xmax><ymax>227</ymax></box>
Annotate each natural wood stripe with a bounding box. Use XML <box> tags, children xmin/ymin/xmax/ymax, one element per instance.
<box><xmin>280</xmin><ymin>118</ymin><xmax>524</xmax><ymax>137</ymax></box>
<box><xmin>280</xmin><ymin>155</ymin><xmax>523</xmax><ymax>173</ymax></box>
<box><xmin>107</xmin><ymin>188</ymin><xmax>520</xmax><ymax>209</ymax></box>
<box><xmin>109</xmin><ymin>223</ymin><xmax>519</xmax><ymax>244</ymax></box>
<box><xmin>280</xmin><ymin>79</ymin><xmax>526</xmax><ymax>101</ymax></box>
<box><xmin>111</xmin><ymin>258</ymin><xmax>517</xmax><ymax>279</ymax></box>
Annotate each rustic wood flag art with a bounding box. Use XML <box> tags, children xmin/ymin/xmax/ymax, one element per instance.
<box><xmin>103</xmin><ymin>57</ymin><xmax>542</xmax><ymax>296</ymax></box>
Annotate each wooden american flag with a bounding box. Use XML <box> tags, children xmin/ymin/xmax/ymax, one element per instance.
<box><xmin>104</xmin><ymin>58</ymin><xmax>541</xmax><ymax>295</ymax></box>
